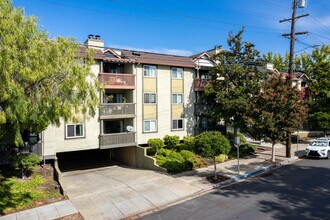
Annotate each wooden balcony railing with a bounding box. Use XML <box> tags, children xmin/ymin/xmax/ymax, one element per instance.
<box><xmin>194</xmin><ymin>78</ymin><xmax>209</xmax><ymax>91</ymax></box>
<box><xmin>100</xmin><ymin>103</ymin><xmax>136</xmax><ymax>118</ymax></box>
<box><xmin>100</xmin><ymin>132</ymin><xmax>136</xmax><ymax>149</ymax></box>
<box><xmin>99</xmin><ymin>73</ymin><xmax>135</xmax><ymax>89</ymax></box>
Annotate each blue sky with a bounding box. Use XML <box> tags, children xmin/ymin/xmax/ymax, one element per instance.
<box><xmin>12</xmin><ymin>0</ymin><xmax>330</xmax><ymax>56</ymax></box>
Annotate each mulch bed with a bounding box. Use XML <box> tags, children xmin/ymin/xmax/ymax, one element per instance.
<box><xmin>206</xmin><ymin>174</ymin><xmax>231</xmax><ymax>183</ymax></box>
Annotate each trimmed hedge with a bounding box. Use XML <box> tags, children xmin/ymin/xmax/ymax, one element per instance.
<box><xmin>194</xmin><ymin>131</ymin><xmax>230</xmax><ymax>157</ymax></box>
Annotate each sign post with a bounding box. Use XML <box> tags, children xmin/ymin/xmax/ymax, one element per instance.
<box><xmin>234</xmin><ymin>136</ymin><xmax>241</xmax><ymax>175</ymax></box>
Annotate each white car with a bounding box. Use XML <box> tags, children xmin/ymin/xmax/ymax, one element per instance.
<box><xmin>305</xmin><ymin>138</ymin><xmax>330</xmax><ymax>159</ymax></box>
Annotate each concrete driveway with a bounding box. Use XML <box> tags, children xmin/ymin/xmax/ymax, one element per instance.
<box><xmin>61</xmin><ymin>165</ymin><xmax>209</xmax><ymax>220</ymax></box>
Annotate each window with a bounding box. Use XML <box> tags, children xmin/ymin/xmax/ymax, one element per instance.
<box><xmin>172</xmin><ymin>94</ymin><xmax>183</xmax><ymax>104</ymax></box>
<box><xmin>144</xmin><ymin>120</ymin><xmax>157</xmax><ymax>132</ymax></box>
<box><xmin>144</xmin><ymin>93</ymin><xmax>157</xmax><ymax>103</ymax></box>
<box><xmin>66</xmin><ymin>124</ymin><xmax>84</xmax><ymax>138</ymax></box>
<box><xmin>172</xmin><ymin>119</ymin><xmax>183</xmax><ymax>130</ymax></box>
<box><xmin>171</xmin><ymin>67</ymin><xmax>183</xmax><ymax>79</ymax></box>
<box><xmin>143</xmin><ymin>65</ymin><xmax>157</xmax><ymax>77</ymax></box>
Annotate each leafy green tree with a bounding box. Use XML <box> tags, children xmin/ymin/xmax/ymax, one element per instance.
<box><xmin>206</xmin><ymin>28</ymin><xmax>266</xmax><ymax>143</ymax></box>
<box><xmin>303</xmin><ymin>46</ymin><xmax>330</xmax><ymax>135</ymax></box>
<box><xmin>246</xmin><ymin>74</ymin><xmax>307</xmax><ymax>162</ymax></box>
<box><xmin>0</xmin><ymin>0</ymin><xmax>99</xmax><ymax>147</ymax></box>
<box><xmin>194</xmin><ymin>131</ymin><xmax>230</xmax><ymax>179</ymax></box>
<box><xmin>262</xmin><ymin>52</ymin><xmax>302</xmax><ymax>73</ymax></box>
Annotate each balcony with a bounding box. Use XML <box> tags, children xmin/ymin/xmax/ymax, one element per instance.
<box><xmin>100</xmin><ymin>103</ymin><xmax>135</xmax><ymax>119</ymax></box>
<box><xmin>194</xmin><ymin>78</ymin><xmax>208</xmax><ymax>91</ymax></box>
<box><xmin>194</xmin><ymin>103</ymin><xmax>209</xmax><ymax>116</ymax></box>
<box><xmin>99</xmin><ymin>73</ymin><xmax>135</xmax><ymax>89</ymax></box>
<box><xmin>100</xmin><ymin>132</ymin><xmax>136</xmax><ymax>149</ymax></box>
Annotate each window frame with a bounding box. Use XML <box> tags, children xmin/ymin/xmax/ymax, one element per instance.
<box><xmin>143</xmin><ymin>65</ymin><xmax>157</xmax><ymax>77</ymax></box>
<box><xmin>172</xmin><ymin>119</ymin><xmax>184</xmax><ymax>130</ymax></box>
<box><xmin>172</xmin><ymin>93</ymin><xmax>183</xmax><ymax>104</ymax></box>
<box><xmin>65</xmin><ymin>123</ymin><xmax>85</xmax><ymax>139</ymax></box>
<box><xmin>171</xmin><ymin>67</ymin><xmax>183</xmax><ymax>79</ymax></box>
<box><xmin>144</xmin><ymin>93</ymin><xmax>157</xmax><ymax>104</ymax></box>
<box><xmin>143</xmin><ymin>120</ymin><xmax>157</xmax><ymax>132</ymax></box>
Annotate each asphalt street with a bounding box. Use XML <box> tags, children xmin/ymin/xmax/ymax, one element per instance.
<box><xmin>140</xmin><ymin>157</ymin><xmax>330</xmax><ymax>220</ymax></box>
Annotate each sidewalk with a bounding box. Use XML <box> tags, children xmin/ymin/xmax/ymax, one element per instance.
<box><xmin>0</xmin><ymin>143</ymin><xmax>306</xmax><ymax>220</ymax></box>
<box><xmin>0</xmin><ymin>200</ymin><xmax>78</xmax><ymax>220</ymax></box>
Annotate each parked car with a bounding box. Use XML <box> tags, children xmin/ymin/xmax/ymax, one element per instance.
<box><xmin>305</xmin><ymin>137</ymin><xmax>330</xmax><ymax>159</ymax></box>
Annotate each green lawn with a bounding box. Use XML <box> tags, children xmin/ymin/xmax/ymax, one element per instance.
<box><xmin>0</xmin><ymin>165</ymin><xmax>62</xmax><ymax>215</ymax></box>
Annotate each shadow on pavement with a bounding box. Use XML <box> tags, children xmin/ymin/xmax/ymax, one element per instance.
<box><xmin>212</xmin><ymin>159</ymin><xmax>330</xmax><ymax>220</ymax></box>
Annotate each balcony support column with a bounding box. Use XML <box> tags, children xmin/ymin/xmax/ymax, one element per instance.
<box><xmin>100</xmin><ymin>120</ymin><xmax>104</xmax><ymax>135</ymax></box>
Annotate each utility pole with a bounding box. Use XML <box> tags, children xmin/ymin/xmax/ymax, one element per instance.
<box><xmin>279</xmin><ymin>0</ymin><xmax>309</xmax><ymax>158</ymax></box>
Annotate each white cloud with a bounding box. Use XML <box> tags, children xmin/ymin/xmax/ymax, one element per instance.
<box><xmin>297</xmin><ymin>16</ymin><xmax>330</xmax><ymax>31</ymax></box>
<box><xmin>108</xmin><ymin>44</ymin><xmax>193</xmax><ymax>56</ymax></box>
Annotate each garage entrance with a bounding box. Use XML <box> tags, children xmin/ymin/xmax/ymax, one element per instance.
<box><xmin>57</xmin><ymin>146</ymin><xmax>137</xmax><ymax>172</ymax></box>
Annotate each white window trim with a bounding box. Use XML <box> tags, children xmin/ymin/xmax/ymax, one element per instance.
<box><xmin>171</xmin><ymin>67</ymin><xmax>183</xmax><ymax>79</ymax></box>
<box><xmin>143</xmin><ymin>120</ymin><xmax>157</xmax><ymax>132</ymax></box>
<box><xmin>143</xmin><ymin>93</ymin><xmax>157</xmax><ymax>104</ymax></box>
<box><xmin>143</xmin><ymin>65</ymin><xmax>157</xmax><ymax>78</ymax></box>
<box><xmin>66</xmin><ymin>123</ymin><xmax>85</xmax><ymax>139</ymax></box>
<box><xmin>172</xmin><ymin>93</ymin><xmax>184</xmax><ymax>104</ymax></box>
<box><xmin>172</xmin><ymin>119</ymin><xmax>184</xmax><ymax>130</ymax></box>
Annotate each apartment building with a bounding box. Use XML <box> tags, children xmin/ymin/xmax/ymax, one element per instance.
<box><xmin>35</xmin><ymin>35</ymin><xmax>219</xmax><ymax>166</ymax></box>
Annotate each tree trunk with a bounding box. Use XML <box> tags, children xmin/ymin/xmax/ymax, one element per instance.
<box><xmin>213</xmin><ymin>156</ymin><xmax>217</xmax><ymax>180</ymax></box>
<box><xmin>271</xmin><ymin>142</ymin><xmax>276</xmax><ymax>162</ymax></box>
<box><xmin>286</xmin><ymin>131</ymin><xmax>292</xmax><ymax>158</ymax></box>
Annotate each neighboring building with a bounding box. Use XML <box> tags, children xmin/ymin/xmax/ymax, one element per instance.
<box><xmin>190</xmin><ymin>49</ymin><xmax>224</xmax><ymax>135</ymax></box>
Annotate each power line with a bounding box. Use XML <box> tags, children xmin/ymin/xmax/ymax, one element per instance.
<box><xmin>39</xmin><ymin>0</ymin><xmax>287</xmax><ymax>33</ymax></box>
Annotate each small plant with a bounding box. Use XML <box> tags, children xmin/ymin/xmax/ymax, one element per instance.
<box><xmin>163</xmin><ymin>135</ymin><xmax>180</xmax><ymax>149</ymax></box>
<box><xmin>226</xmin><ymin>131</ymin><xmax>247</xmax><ymax>146</ymax></box>
<box><xmin>215</xmin><ymin>154</ymin><xmax>228</xmax><ymax>163</ymax></box>
<box><xmin>179</xmin><ymin>136</ymin><xmax>195</xmax><ymax>151</ymax></box>
<box><xmin>10</xmin><ymin>153</ymin><xmax>41</xmax><ymax>178</ymax></box>
<box><xmin>180</xmin><ymin>150</ymin><xmax>194</xmax><ymax>162</ymax></box>
<box><xmin>146</xmin><ymin>148</ymin><xmax>157</xmax><ymax>156</ymax></box>
<box><xmin>147</xmin><ymin>138</ymin><xmax>164</xmax><ymax>154</ymax></box>
<box><xmin>239</xmin><ymin>144</ymin><xmax>256</xmax><ymax>157</ymax></box>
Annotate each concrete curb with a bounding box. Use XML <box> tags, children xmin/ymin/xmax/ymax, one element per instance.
<box><xmin>212</xmin><ymin>156</ymin><xmax>298</xmax><ymax>189</ymax></box>
<box><xmin>128</xmin><ymin>156</ymin><xmax>299</xmax><ymax>219</ymax></box>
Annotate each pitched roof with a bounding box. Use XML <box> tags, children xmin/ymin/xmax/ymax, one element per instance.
<box><xmin>121</xmin><ymin>50</ymin><xmax>196</xmax><ymax>68</ymax></box>
<box><xmin>78</xmin><ymin>46</ymin><xmax>105</xmax><ymax>60</ymax></box>
<box><xmin>190</xmin><ymin>52</ymin><xmax>211</xmax><ymax>60</ymax></box>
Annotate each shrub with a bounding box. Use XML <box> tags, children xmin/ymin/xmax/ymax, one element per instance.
<box><xmin>239</xmin><ymin>144</ymin><xmax>256</xmax><ymax>157</ymax></box>
<box><xmin>10</xmin><ymin>153</ymin><xmax>41</xmax><ymax>178</ymax></box>
<box><xmin>147</xmin><ymin>138</ymin><xmax>164</xmax><ymax>150</ymax></box>
<box><xmin>228</xmin><ymin>144</ymin><xmax>256</xmax><ymax>158</ymax></box>
<box><xmin>146</xmin><ymin>147</ymin><xmax>157</xmax><ymax>156</ymax></box>
<box><xmin>163</xmin><ymin>135</ymin><xmax>180</xmax><ymax>149</ymax></box>
<box><xmin>226</xmin><ymin>131</ymin><xmax>247</xmax><ymax>145</ymax></box>
<box><xmin>180</xmin><ymin>150</ymin><xmax>194</xmax><ymax>162</ymax></box>
<box><xmin>215</xmin><ymin>154</ymin><xmax>228</xmax><ymax>163</ymax></box>
<box><xmin>155</xmin><ymin>149</ymin><xmax>194</xmax><ymax>173</ymax></box>
<box><xmin>194</xmin><ymin>131</ymin><xmax>231</xmax><ymax>157</ymax></box>
<box><xmin>179</xmin><ymin>136</ymin><xmax>195</xmax><ymax>151</ymax></box>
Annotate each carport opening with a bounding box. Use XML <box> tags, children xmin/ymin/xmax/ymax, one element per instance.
<box><xmin>57</xmin><ymin>149</ymin><xmax>121</xmax><ymax>172</ymax></box>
